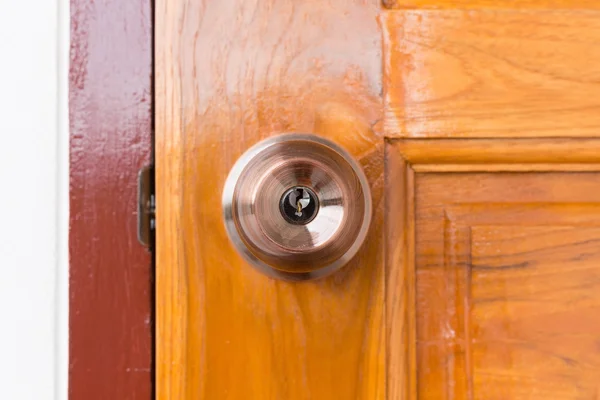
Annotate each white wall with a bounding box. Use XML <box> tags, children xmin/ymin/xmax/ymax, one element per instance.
<box><xmin>0</xmin><ymin>0</ymin><xmax>68</xmax><ymax>399</ymax></box>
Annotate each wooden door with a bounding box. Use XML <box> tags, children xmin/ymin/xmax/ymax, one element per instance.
<box><xmin>156</xmin><ymin>1</ymin><xmax>600</xmax><ymax>399</ymax></box>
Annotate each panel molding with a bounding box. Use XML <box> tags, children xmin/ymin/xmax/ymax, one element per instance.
<box><xmin>390</xmin><ymin>138</ymin><xmax>600</xmax><ymax>172</ymax></box>
<box><xmin>385</xmin><ymin>138</ymin><xmax>600</xmax><ymax>399</ymax></box>
<box><xmin>383</xmin><ymin>0</ymin><xmax>600</xmax><ymax>9</ymax></box>
<box><xmin>441</xmin><ymin>215</ymin><xmax>474</xmax><ymax>399</ymax></box>
<box><xmin>385</xmin><ymin>142</ymin><xmax>417</xmax><ymax>399</ymax></box>
<box><xmin>422</xmin><ymin>205</ymin><xmax>600</xmax><ymax>399</ymax></box>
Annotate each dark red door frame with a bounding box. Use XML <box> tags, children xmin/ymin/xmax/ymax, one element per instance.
<box><xmin>69</xmin><ymin>0</ymin><xmax>153</xmax><ymax>398</ymax></box>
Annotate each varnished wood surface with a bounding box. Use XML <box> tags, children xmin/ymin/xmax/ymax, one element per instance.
<box><xmin>157</xmin><ymin>0</ymin><xmax>600</xmax><ymax>398</ymax></box>
<box><xmin>69</xmin><ymin>0</ymin><xmax>153</xmax><ymax>398</ymax></box>
<box><xmin>156</xmin><ymin>1</ymin><xmax>384</xmax><ymax>398</ymax></box>
<box><xmin>384</xmin><ymin>11</ymin><xmax>600</xmax><ymax>397</ymax></box>
<box><xmin>416</xmin><ymin>174</ymin><xmax>600</xmax><ymax>399</ymax></box>
<box><xmin>387</xmin><ymin>139</ymin><xmax>600</xmax><ymax>399</ymax></box>
<box><xmin>385</xmin><ymin>143</ymin><xmax>417</xmax><ymax>399</ymax></box>
<box><xmin>382</xmin><ymin>10</ymin><xmax>600</xmax><ymax>138</ymax></box>
<box><xmin>384</xmin><ymin>0</ymin><xmax>600</xmax><ymax>9</ymax></box>
<box><xmin>395</xmin><ymin>138</ymin><xmax>600</xmax><ymax>165</ymax></box>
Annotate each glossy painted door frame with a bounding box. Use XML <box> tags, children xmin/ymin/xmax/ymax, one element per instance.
<box><xmin>69</xmin><ymin>0</ymin><xmax>154</xmax><ymax>398</ymax></box>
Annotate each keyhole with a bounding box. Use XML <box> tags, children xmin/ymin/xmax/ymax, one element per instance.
<box><xmin>280</xmin><ymin>186</ymin><xmax>319</xmax><ymax>225</ymax></box>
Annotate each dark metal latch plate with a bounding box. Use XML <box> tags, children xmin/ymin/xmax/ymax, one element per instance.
<box><xmin>137</xmin><ymin>165</ymin><xmax>155</xmax><ymax>248</ymax></box>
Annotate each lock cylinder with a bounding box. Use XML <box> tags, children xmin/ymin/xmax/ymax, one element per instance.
<box><xmin>222</xmin><ymin>133</ymin><xmax>372</xmax><ymax>281</ymax></box>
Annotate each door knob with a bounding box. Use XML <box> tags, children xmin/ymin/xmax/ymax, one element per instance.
<box><xmin>222</xmin><ymin>133</ymin><xmax>372</xmax><ymax>281</ymax></box>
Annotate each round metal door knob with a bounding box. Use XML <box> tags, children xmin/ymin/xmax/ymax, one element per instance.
<box><xmin>222</xmin><ymin>133</ymin><xmax>372</xmax><ymax>281</ymax></box>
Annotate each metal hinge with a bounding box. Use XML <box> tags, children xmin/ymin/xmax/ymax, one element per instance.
<box><xmin>137</xmin><ymin>165</ymin><xmax>155</xmax><ymax>249</ymax></box>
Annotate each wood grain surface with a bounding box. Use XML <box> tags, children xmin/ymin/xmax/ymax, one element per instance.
<box><xmin>157</xmin><ymin>1</ymin><xmax>600</xmax><ymax>398</ymax></box>
<box><xmin>415</xmin><ymin>174</ymin><xmax>600</xmax><ymax>399</ymax></box>
<box><xmin>394</xmin><ymin>138</ymin><xmax>600</xmax><ymax>165</ymax></box>
<box><xmin>382</xmin><ymin>10</ymin><xmax>600</xmax><ymax>138</ymax></box>
<box><xmin>383</xmin><ymin>0</ymin><xmax>600</xmax><ymax>9</ymax></box>
<box><xmin>385</xmin><ymin>141</ymin><xmax>417</xmax><ymax>400</ymax></box>
<box><xmin>387</xmin><ymin>139</ymin><xmax>600</xmax><ymax>399</ymax></box>
<box><xmin>69</xmin><ymin>0</ymin><xmax>153</xmax><ymax>398</ymax></box>
<box><xmin>156</xmin><ymin>1</ymin><xmax>384</xmax><ymax>398</ymax></box>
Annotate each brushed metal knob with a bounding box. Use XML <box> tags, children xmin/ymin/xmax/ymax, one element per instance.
<box><xmin>222</xmin><ymin>133</ymin><xmax>372</xmax><ymax>281</ymax></box>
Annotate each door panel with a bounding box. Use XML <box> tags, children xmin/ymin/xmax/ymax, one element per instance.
<box><xmin>156</xmin><ymin>1</ymin><xmax>384</xmax><ymax>399</ymax></box>
<box><xmin>387</xmin><ymin>141</ymin><xmax>600</xmax><ymax>399</ymax></box>
<box><xmin>417</xmin><ymin>176</ymin><xmax>600</xmax><ymax>399</ymax></box>
<box><xmin>382</xmin><ymin>10</ymin><xmax>600</xmax><ymax>138</ymax></box>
